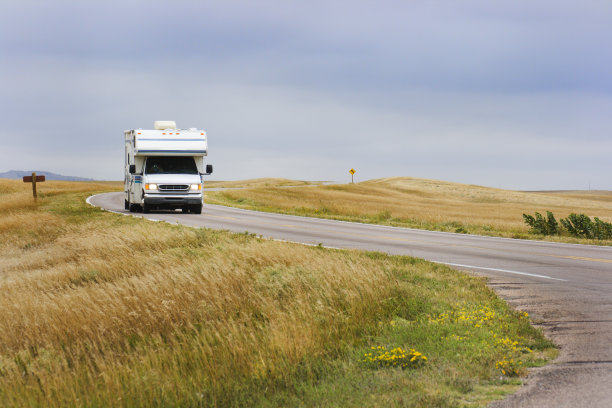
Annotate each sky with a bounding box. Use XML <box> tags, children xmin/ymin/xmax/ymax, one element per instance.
<box><xmin>1</xmin><ymin>0</ymin><xmax>611</xmax><ymax>190</ymax></box>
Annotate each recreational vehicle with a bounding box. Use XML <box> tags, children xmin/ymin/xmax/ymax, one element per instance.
<box><xmin>124</xmin><ymin>121</ymin><xmax>212</xmax><ymax>214</ymax></box>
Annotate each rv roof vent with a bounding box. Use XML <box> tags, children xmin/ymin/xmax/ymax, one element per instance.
<box><xmin>154</xmin><ymin>120</ymin><xmax>177</xmax><ymax>130</ymax></box>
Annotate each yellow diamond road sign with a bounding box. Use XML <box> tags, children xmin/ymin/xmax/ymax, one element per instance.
<box><xmin>349</xmin><ymin>168</ymin><xmax>356</xmax><ymax>175</ymax></box>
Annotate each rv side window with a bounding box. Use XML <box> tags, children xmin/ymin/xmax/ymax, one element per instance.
<box><xmin>145</xmin><ymin>156</ymin><xmax>198</xmax><ymax>175</ymax></box>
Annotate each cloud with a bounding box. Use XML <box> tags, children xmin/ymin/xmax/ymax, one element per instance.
<box><xmin>1</xmin><ymin>1</ymin><xmax>611</xmax><ymax>189</ymax></box>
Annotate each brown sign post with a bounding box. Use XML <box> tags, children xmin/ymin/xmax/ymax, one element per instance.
<box><xmin>23</xmin><ymin>172</ymin><xmax>45</xmax><ymax>200</ymax></box>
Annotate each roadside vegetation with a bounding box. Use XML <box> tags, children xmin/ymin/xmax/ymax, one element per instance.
<box><xmin>0</xmin><ymin>179</ymin><xmax>554</xmax><ymax>407</ymax></box>
<box><xmin>205</xmin><ymin>178</ymin><xmax>324</xmax><ymax>189</ymax></box>
<box><xmin>206</xmin><ymin>177</ymin><xmax>612</xmax><ymax>245</ymax></box>
<box><xmin>523</xmin><ymin>211</ymin><xmax>612</xmax><ymax>240</ymax></box>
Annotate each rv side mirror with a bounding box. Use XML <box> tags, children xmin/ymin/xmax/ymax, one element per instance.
<box><xmin>205</xmin><ymin>164</ymin><xmax>213</xmax><ymax>175</ymax></box>
<box><xmin>129</xmin><ymin>165</ymin><xmax>136</xmax><ymax>174</ymax></box>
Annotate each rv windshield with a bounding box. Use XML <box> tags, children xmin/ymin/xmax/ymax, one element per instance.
<box><xmin>145</xmin><ymin>156</ymin><xmax>199</xmax><ymax>175</ymax></box>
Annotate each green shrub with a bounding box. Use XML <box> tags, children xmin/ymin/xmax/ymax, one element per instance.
<box><xmin>593</xmin><ymin>217</ymin><xmax>612</xmax><ymax>240</ymax></box>
<box><xmin>560</xmin><ymin>213</ymin><xmax>612</xmax><ymax>240</ymax></box>
<box><xmin>522</xmin><ymin>211</ymin><xmax>558</xmax><ymax>235</ymax></box>
<box><xmin>560</xmin><ymin>213</ymin><xmax>592</xmax><ymax>238</ymax></box>
<box><xmin>523</xmin><ymin>211</ymin><xmax>612</xmax><ymax>240</ymax></box>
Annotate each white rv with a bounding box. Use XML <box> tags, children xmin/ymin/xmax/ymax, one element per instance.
<box><xmin>124</xmin><ymin>121</ymin><xmax>213</xmax><ymax>214</ymax></box>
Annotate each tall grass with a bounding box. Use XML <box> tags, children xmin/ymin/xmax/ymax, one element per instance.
<box><xmin>0</xmin><ymin>179</ymin><xmax>553</xmax><ymax>406</ymax></box>
<box><xmin>206</xmin><ymin>177</ymin><xmax>612</xmax><ymax>244</ymax></box>
<box><xmin>204</xmin><ymin>178</ymin><xmax>320</xmax><ymax>189</ymax></box>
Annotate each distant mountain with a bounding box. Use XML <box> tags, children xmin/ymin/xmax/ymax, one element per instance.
<box><xmin>0</xmin><ymin>170</ymin><xmax>94</xmax><ymax>181</ymax></box>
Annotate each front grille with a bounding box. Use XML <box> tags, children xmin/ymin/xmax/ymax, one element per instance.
<box><xmin>158</xmin><ymin>184</ymin><xmax>189</xmax><ymax>192</ymax></box>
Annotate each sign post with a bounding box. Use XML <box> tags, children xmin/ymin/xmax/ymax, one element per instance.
<box><xmin>23</xmin><ymin>172</ymin><xmax>46</xmax><ymax>200</ymax></box>
<box><xmin>349</xmin><ymin>168</ymin><xmax>356</xmax><ymax>184</ymax></box>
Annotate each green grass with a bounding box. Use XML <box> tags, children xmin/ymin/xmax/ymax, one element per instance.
<box><xmin>248</xmin><ymin>262</ymin><xmax>556</xmax><ymax>407</ymax></box>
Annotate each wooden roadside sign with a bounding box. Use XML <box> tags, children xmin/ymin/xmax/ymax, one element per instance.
<box><xmin>22</xmin><ymin>175</ymin><xmax>46</xmax><ymax>183</ymax></box>
<box><xmin>23</xmin><ymin>172</ymin><xmax>45</xmax><ymax>199</ymax></box>
<box><xmin>349</xmin><ymin>168</ymin><xmax>356</xmax><ymax>183</ymax></box>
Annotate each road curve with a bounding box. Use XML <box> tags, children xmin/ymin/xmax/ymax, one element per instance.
<box><xmin>89</xmin><ymin>192</ymin><xmax>612</xmax><ymax>408</ymax></box>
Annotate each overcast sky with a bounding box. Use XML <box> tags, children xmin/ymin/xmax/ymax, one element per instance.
<box><xmin>1</xmin><ymin>1</ymin><xmax>611</xmax><ymax>189</ymax></box>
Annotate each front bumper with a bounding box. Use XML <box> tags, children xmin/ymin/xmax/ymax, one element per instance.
<box><xmin>143</xmin><ymin>194</ymin><xmax>202</xmax><ymax>207</ymax></box>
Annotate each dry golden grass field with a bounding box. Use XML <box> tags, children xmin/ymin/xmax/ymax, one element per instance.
<box><xmin>207</xmin><ymin>177</ymin><xmax>612</xmax><ymax>245</ymax></box>
<box><xmin>205</xmin><ymin>178</ymin><xmax>323</xmax><ymax>189</ymax></box>
<box><xmin>0</xmin><ymin>178</ymin><xmax>554</xmax><ymax>407</ymax></box>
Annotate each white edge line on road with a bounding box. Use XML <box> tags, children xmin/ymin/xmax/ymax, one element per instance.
<box><xmin>86</xmin><ymin>194</ymin><xmax>126</xmax><ymax>215</ymax></box>
<box><xmin>271</xmin><ymin>238</ymin><xmax>343</xmax><ymax>250</ymax></box>
<box><xmin>437</xmin><ymin>262</ymin><xmax>568</xmax><ymax>282</ymax></box>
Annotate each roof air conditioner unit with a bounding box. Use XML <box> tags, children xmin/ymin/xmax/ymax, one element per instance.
<box><xmin>154</xmin><ymin>120</ymin><xmax>177</xmax><ymax>130</ymax></box>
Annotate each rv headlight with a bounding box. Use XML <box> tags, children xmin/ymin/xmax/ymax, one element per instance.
<box><xmin>145</xmin><ymin>183</ymin><xmax>158</xmax><ymax>190</ymax></box>
<box><xmin>190</xmin><ymin>184</ymin><xmax>202</xmax><ymax>191</ymax></box>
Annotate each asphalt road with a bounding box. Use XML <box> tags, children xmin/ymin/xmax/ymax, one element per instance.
<box><xmin>89</xmin><ymin>192</ymin><xmax>612</xmax><ymax>408</ymax></box>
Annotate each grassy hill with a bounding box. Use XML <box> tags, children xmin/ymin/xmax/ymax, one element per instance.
<box><xmin>204</xmin><ymin>178</ymin><xmax>325</xmax><ymax>188</ymax></box>
<box><xmin>206</xmin><ymin>177</ymin><xmax>612</xmax><ymax>245</ymax></box>
<box><xmin>0</xmin><ymin>178</ymin><xmax>554</xmax><ymax>407</ymax></box>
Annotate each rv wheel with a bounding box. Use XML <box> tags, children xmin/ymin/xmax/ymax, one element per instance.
<box><xmin>128</xmin><ymin>200</ymin><xmax>138</xmax><ymax>212</ymax></box>
<box><xmin>192</xmin><ymin>204</ymin><xmax>202</xmax><ymax>214</ymax></box>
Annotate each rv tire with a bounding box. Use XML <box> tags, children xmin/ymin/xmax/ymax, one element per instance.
<box><xmin>143</xmin><ymin>204</ymin><xmax>151</xmax><ymax>214</ymax></box>
<box><xmin>192</xmin><ymin>204</ymin><xmax>202</xmax><ymax>214</ymax></box>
